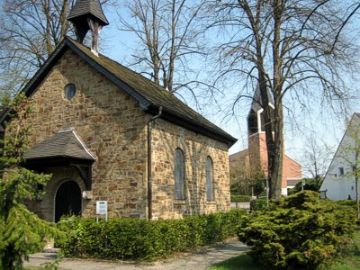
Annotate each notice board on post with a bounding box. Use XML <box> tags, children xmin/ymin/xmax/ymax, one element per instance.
<box><xmin>96</xmin><ymin>200</ymin><xmax>108</xmax><ymax>222</ymax></box>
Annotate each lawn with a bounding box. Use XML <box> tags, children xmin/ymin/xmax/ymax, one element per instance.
<box><xmin>209</xmin><ymin>231</ymin><xmax>360</xmax><ymax>270</ymax></box>
<box><xmin>326</xmin><ymin>230</ymin><xmax>360</xmax><ymax>270</ymax></box>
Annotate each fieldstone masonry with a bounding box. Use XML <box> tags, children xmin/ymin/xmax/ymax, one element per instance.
<box><xmin>151</xmin><ymin>119</ymin><xmax>230</xmax><ymax>219</ymax></box>
<box><xmin>5</xmin><ymin>49</ymin><xmax>231</xmax><ymax>221</ymax></box>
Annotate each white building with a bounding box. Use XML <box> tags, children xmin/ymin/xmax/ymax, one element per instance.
<box><xmin>320</xmin><ymin>113</ymin><xmax>360</xmax><ymax>200</ymax></box>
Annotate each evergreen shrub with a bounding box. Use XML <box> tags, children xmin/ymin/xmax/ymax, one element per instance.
<box><xmin>238</xmin><ymin>191</ymin><xmax>357</xmax><ymax>270</ymax></box>
<box><xmin>57</xmin><ymin>209</ymin><xmax>246</xmax><ymax>261</ymax></box>
<box><xmin>250</xmin><ymin>198</ymin><xmax>267</xmax><ymax>211</ymax></box>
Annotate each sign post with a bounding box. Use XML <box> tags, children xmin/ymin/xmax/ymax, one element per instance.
<box><xmin>96</xmin><ymin>201</ymin><xmax>108</xmax><ymax>222</ymax></box>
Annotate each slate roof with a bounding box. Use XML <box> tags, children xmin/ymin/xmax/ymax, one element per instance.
<box><xmin>250</xmin><ymin>86</ymin><xmax>274</xmax><ymax>112</ymax></box>
<box><xmin>0</xmin><ymin>37</ymin><xmax>236</xmax><ymax>147</ymax></box>
<box><xmin>68</xmin><ymin>0</ymin><xmax>109</xmax><ymax>25</ymax></box>
<box><xmin>229</xmin><ymin>149</ymin><xmax>248</xmax><ymax>162</ymax></box>
<box><xmin>24</xmin><ymin>129</ymin><xmax>96</xmax><ymax>161</ymax></box>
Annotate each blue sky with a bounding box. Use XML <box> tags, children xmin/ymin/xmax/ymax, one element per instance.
<box><xmin>98</xmin><ymin>3</ymin><xmax>360</xmax><ymax>176</ymax></box>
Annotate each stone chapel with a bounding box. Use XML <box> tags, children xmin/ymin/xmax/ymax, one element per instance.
<box><xmin>0</xmin><ymin>0</ymin><xmax>236</xmax><ymax>221</ymax></box>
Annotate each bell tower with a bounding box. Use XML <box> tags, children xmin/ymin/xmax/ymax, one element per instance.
<box><xmin>67</xmin><ymin>0</ymin><xmax>109</xmax><ymax>55</ymax></box>
<box><xmin>247</xmin><ymin>87</ymin><xmax>274</xmax><ymax>176</ymax></box>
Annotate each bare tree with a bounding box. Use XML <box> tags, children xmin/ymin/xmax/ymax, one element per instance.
<box><xmin>0</xmin><ymin>0</ymin><xmax>75</xmax><ymax>94</ymax></box>
<box><xmin>302</xmin><ymin>134</ymin><xmax>332</xmax><ymax>186</ymax></box>
<box><xmin>0</xmin><ymin>0</ymin><xmax>113</xmax><ymax>96</ymax></box>
<box><xmin>117</xmin><ymin>0</ymin><xmax>207</xmax><ymax>95</ymax></box>
<box><xmin>303</xmin><ymin>136</ymin><xmax>331</xmax><ymax>180</ymax></box>
<box><xmin>207</xmin><ymin>0</ymin><xmax>359</xmax><ymax>199</ymax></box>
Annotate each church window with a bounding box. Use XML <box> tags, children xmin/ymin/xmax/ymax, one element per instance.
<box><xmin>64</xmin><ymin>83</ymin><xmax>76</xmax><ymax>100</ymax></box>
<box><xmin>206</xmin><ymin>156</ymin><xmax>214</xmax><ymax>201</ymax></box>
<box><xmin>174</xmin><ymin>148</ymin><xmax>185</xmax><ymax>200</ymax></box>
<box><xmin>248</xmin><ymin>110</ymin><xmax>258</xmax><ymax>135</ymax></box>
<box><xmin>339</xmin><ymin>167</ymin><xmax>344</xmax><ymax>176</ymax></box>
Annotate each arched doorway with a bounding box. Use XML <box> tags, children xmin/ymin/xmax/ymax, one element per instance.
<box><xmin>55</xmin><ymin>181</ymin><xmax>82</xmax><ymax>222</ymax></box>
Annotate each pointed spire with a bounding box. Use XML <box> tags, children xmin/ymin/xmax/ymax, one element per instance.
<box><xmin>247</xmin><ymin>85</ymin><xmax>274</xmax><ymax>135</ymax></box>
<box><xmin>67</xmin><ymin>0</ymin><xmax>109</xmax><ymax>55</ymax></box>
<box><xmin>250</xmin><ymin>85</ymin><xmax>274</xmax><ymax>112</ymax></box>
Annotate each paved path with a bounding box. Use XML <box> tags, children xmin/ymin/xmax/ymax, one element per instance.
<box><xmin>25</xmin><ymin>239</ymin><xmax>248</xmax><ymax>270</ymax></box>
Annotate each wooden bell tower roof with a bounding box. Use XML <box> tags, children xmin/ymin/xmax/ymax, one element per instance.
<box><xmin>68</xmin><ymin>0</ymin><xmax>109</xmax><ymax>26</ymax></box>
<box><xmin>67</xmin><ymin>0</ymin><xmax>109</xmax><ymax>53</ymax></box>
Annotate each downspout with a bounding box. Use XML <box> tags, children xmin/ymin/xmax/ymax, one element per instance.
<box><xmin>147</xmin><ymin>106</ymin><xmax>163</xmax><ymax>220</ymax></box>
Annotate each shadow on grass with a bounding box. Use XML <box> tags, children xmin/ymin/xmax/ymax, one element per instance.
<box><xmin>209</xmin><ymin>253</ymin><xmax>263</xmax><ymax>270</ymax></box>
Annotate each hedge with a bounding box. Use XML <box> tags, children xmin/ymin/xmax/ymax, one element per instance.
<box><xmin>57</xmin><ymin>209</ymin><xmax>246</xmax><ymax>261</ymax></box>
<box><xmin>231</xmin><ymin>194</ymin><xmax>251</xmax><ymax>202</ymax></box>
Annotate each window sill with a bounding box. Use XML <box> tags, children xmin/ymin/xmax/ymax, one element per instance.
<box><xmin>173</xmin><ymin>200</ymin><xmax>187</xmax><ymax>205</ymax></box>
<box><xmin>206</xmin><ymin>201</ymin><xmax>216</xmax><ymax>204</ymax></box>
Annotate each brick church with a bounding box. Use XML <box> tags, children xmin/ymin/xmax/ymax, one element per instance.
<box><xmin>0</xmin><ymin>0</ymin><xmax>236</xmax><ymax>221</ymax></box>
<box><xmin>229</xmin><ymin>88</ymin><xmax>302</xmax><ymax>196</ymax></box>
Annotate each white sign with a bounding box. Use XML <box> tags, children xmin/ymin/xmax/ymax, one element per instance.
<box><xmin>96</xmin><ymin>201</ymin><xmax>108</xmax><ymax>215</ymax></box>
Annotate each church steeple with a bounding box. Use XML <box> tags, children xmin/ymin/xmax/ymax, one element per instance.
<box><xmin>247</xmin><ymin>86</ymin><xmax>274</xmax><ymax>136</ymax></box>
<box><xmin>67</xmin><ymin>0</ymin><xmax>109</xmax><ymax>55</ymax></box>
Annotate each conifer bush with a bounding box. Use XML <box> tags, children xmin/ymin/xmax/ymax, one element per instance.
<box><xmin>238</xmin><ymin>191</ymin><xmax>357</xmax><ymax>270</ymax></box>
<box><xmin>57</xmin><ymin>209</ymin><xmax>246</xmax><ymax>261</ymax></box>
<box><xmin>0</xmin><ymin>95</ymin><xmax>59</xmax><ymax>270</ymax></box>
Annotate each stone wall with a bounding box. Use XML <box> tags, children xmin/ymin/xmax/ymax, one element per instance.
<box><xmin>6</xmin><ymin>49</ymin><xmax>149</xmax><ymax>220</ymax></box>
<box><xmin>150</xmin><ymin>118</ymin><xmax>231</xmax><ymax>219</ymax></box>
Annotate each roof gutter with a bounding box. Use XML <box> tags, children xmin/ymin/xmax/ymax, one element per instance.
<box><xmin>147</xmin><ymin>106</ymin><xmax>163</xmax><ymax>220</ymax></box>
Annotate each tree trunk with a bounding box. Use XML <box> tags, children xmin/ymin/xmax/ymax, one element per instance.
<box><xmin>269</xmin><ymin>100</ymin><xmax>284</xmax><ymax>199</ymax></box>
<box><xmin>356</xmin><ymin>173</ymin><xmax>359</xmax><ymax>219</ymax></box>
<box><xmin>268</xmin><ymin>0</ymin><xmax>284</xmax><ymax>200</ymax></box>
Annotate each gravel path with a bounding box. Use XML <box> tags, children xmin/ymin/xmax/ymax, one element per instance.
<box><xmin>25</xmin><ymin>239</ymin><xmax>248</xmax><ymax>270</ymax></box>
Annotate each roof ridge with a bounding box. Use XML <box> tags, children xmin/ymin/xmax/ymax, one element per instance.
<box><xmin>66</xmin><ymin>37</ymin><xmax>171</xmax><ymax>97</ymax></box>
<box><xmin>71</xmin><ymin>129</ymin><xmax>97</xmax><ymax>160</ymax></box>
<box><xmin>5</xmin><ymin>36</ymin><xmax>236</xmax><ymax>148</ymax></box>
<box><xmin>65</xmin><ymin>37</ymin><xmax>234</xmax><ymax>142</ymax></box>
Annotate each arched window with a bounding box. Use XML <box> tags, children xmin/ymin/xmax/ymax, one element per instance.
<box><xmin>174</xmin><ymin>148</ymin><xmax>185</xmax><ymax>200</ymax></box>
<box><xmin>64</xmin><ymin>83</ymin><xmax>76</xmax><ymax>100</ymax></box>
<box><xmin>206</xmin><ymin>156</ymin><xmax>214</xmax><ymax>201</ymax></box>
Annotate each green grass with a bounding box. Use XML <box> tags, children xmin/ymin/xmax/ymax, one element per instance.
<box><xmin>326</xmin><ymin>231</ymin><xmax>360</xmax><ymax>270</ymax></box>
<box><xmin>209</xmin><ymin>253</ymin><xmax>263</xmax><ymax>270</ymax></box>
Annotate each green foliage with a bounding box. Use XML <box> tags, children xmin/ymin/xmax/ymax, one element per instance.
<box><xmin>57</xmin><ymin>209</ymin><xmax>246</xmax><ymax>261</ymax></box>
<box><xmin>238</xmin><ymin>191</ymin><xmax>357</xmax><ymax>270</ymax></box>
<box><xmin>231</xmin><ymin>194</ymin><xmax>251</xmax><ymax>202</ymax></box>
<box><xmin>0</xmin><ymin>95</ymin><xmax>59</xmax><ymax>270</ymax></box>
<box><xmin>250</xmin><ymin>198</ymin><xmax>267</xmax><ymax>211</ymax></box>
<box><xmin>288</xmin><ymin>177</ymin><xmax>323</xmax><ymax>195</ymax></box>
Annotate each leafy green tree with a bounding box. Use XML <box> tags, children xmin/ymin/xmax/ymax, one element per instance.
<box><xmin>0</xmin><ymin>95</ymin><xmax>58</xmax><ymax>270</ymax></box>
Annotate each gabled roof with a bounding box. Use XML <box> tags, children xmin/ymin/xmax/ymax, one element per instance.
<box><xmin>24</xmin><ymin>128</ymin><xmax>96</xmax><ymax>161</ymax></box>
<box><xmin>68</xmin><ymin>0</ymin><xmax>109</xmax><ymax>25</ymax></box>
<box><xmin>229</xmin><ymin>148</ymin><xmax>301</xmax><ymax>168</ymax></box>
<box><xmin>229</xmin><ymin>149</ymin><xmax>248</xmax><ymax>162</ymax></box>
<box><xmin>250</xmin><ymin>86</ymin><xmax>274</xmax><ymax>113</ymax></box>
<box><xmin>321</xmin><ymin>113</ymin><xmax>360</xmax><ymax>186</ymax></box>
<box><xmin>1</xmin><ymin>37</ymin><xmax>236</xmax><ymax>147</ymax></box>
